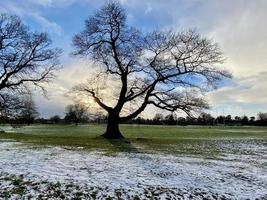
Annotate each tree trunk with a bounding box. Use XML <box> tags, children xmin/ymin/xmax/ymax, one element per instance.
<box><xmin>102</xmin><ymin>114</ymin><xmax>123</xmax><ymax>139</ymax></box>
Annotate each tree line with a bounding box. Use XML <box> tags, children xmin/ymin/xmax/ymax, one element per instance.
<box><xmin>130</xmin><ymin>112</ymin><xmax>267</xmax><ymax>126</ymax></box>
<box><xmin>1</xmin><ymin>100</ymin><xmax>267</xmax><ymax>126</ymax></box>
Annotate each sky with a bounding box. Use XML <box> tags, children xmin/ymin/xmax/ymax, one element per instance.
<box><xmin>0</xmin><ymin>0</ymin><xmax>266</xmax><ymax>118</ymax></box>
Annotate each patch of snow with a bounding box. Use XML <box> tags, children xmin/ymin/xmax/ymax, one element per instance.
<box><xmin>0</xmin><ymin>126</ymin><xmax>16</xmax><ymax>133</ymax></box>
<box><xmin>0</xmin><ymin>142</ymin><xmax>266</xmax><ymax>199</ymax></box>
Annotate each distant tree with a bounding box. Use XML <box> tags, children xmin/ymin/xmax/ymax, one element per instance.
<box><xmin>250</xmin><ymin>116</ymin><xmax>255</xmax><ymax>122</ymax></box>
<box><xmin>198</xmin><ymin>112</ymin><xmax>214</xmax><ymax>125</ymax></box>
<box><xmin>257</xmin><ymin>112</ymin><xmax>267</xmax><ymax>121</ymax></box>
<box><xmin>257</xmin><ymin>112</ymin><xmax>267</xmax><ymax>126</ymax></box>
<box><xmin>216</xmin><ymin>115</ymin><xmax>225</xmax><ymax>124</ymax></box>
<box><xmin>177</xmin><ymin>117</ymin><xmax>186</xmax><ymax>125</ymax></box>
<box><xmin>225</xmin><ymin>115</ymin><xmax>232</xmax><ymax>124</ymax></box>
<box><xmin>241</xmin><ymin>115</ymin><xmax>249</xmax><ymax>125</ymax></box>
<box><xmin>93</xmin><ymin>113</ymin><xmax>107</xmax><ymax>124</ymax></box>
<box><xmin>50</xmin><ymin>115</ymin><xmax>61</xmax><ymax>124</ymax></box>
<box><xmin>17</xmin><ymin>95</ymin><xmax>39</xmax><ymax>125</ymax></box>
<box><xmin>234</xmin><ymin>116</ymin><xmax>241</xmax><ymax>123</ymax></box>
<box><xmin>64</xmin><ymin>104</ymin><xmax>88</xmax><ymax>125</ymax></box>
<box><xmin>186</xmin><ymin>115</ymin><xmax>196</xmax><ymax>125</ymax></box>
<box><xmin>134</xmin><ymin>116</ymin><xmax>147</xmax><ymax>124</ymax></box>
<box><xmin>164</xmin><ymin>113</ymin><xmax>177</xmax><ymax>125</ymax></box>
<box><xmin>249</xmin><ymin>116</ymin><xmax>255</xmax><ymax>124</ymax></box>
<box><xmin>153</xmin><ymin>113</ymin><xmax>164</xmax><ymax>124</ymax></box>
<box><xmin>0</xmin><ymin>13</ymin><xmax>61</xmax><ymax>116</ymax></box>
<box><xmin>72</xmin><ymin>2</ymin><xmax>231</xmax><ymax>138</ymax></box>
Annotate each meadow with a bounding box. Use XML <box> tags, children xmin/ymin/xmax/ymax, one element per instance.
<box><xmin>0</xmin><ymin>124</ymin><xmax>266</xmax><ymax>199</ymax></box>
<box><xmin>1</xmin><ymin>124</ymin><xmax>267</xmax><ymax>156</ymax></box>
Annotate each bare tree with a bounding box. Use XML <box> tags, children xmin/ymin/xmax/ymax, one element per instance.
<box><xmin>153</xmin><ymin>113</ymin><xmax>164</xmax><ymax>124</ymax></box>
<box><xmin>65</xmin><ymin>103</ymin><xmax>88</xmax><ymax>125</ymax></box>
<box><xmin>258</xmin><ymin>112</ymin><xmax>267</xmax><ymax>121</ymax></box>
<box><xmin>0</xmin><ymin>14</ymin><xmax>61</xmax><ymax>115</ymax></box>
<box><xmin>0</xmin><ymin>90</ymin><xmax>25</xmax><ymax>117</ymax></box>
<box><xmin>72</xmin><ymin>2</ymin><xmax>231</xmax><ymax>139</ymax></box>
<box><xmin>16</xmin><ymin>94</ymin><xmax>39</xmax><ymax>125</ymax></box>
<box><xmin>198</xmin><ymin>112</ymin><xmax>214</xmax><ymax>125</ymax></box>
<box><xmin>50</xmin><ymin>115</ymin><xmax>61</xmax><ymax>124</ymax></box>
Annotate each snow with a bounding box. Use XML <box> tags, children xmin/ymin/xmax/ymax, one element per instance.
<box><xmin>0</xmin><ymin>141</ymin><xmax>266</xmax><ymax>199</ymax></box>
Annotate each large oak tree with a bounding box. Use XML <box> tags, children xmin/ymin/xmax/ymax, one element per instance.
<box><xmin>73</xmin><ymin>2</ymin><xmax>231</xmax><ymax>139</ymax></box>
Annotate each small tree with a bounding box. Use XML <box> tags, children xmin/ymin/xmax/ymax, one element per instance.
<box><xmin>258</xmin><ymin>112</ymin><xmax>267</xmax><ymax>121</ymax></box>
<box><xmin>257</xmin><ymin>112</ymin><xmax>267</xmax><ymax>125</ymax></box>
<box><xmin>198</xmin><ymin>112</ymin><xmax>214</xmax><ymax>125</ymax></box>
<box><xmin>17</xmin><ymin>95</ymin><xmax>39</xmax><ymax>125</ymax></box>
<box><xmin>153</xmin><ymin>113</ymin><xmax>164</xmax><ymax>124</ymax></box>
<box><xmin>177</xmin><ymin>117</ymin><xmax>186</xmax><ymax>126</ymax></box>
<box><xmin>249</xmin><ymin>116</ymin><xmax>255</xmax><ymax>124</ymax></box>
<box><xmin>0</xmin><ymin>13</ymin><xmax>61</xmax><ymax>115</ymax></box>
<box><xmin>72</xmin><ymin>2</ymin><xmax>231</xmax><ymax>138</ymax></box>
<box><xmin>64</xmin><ymin>104</ymin><xmax>88</xmax><ymax>125</ymax></box>
<box><xmin>241</xmin><ymin>115</ymin><xmax>249</xmax><ymax>125</ymax></box>
<box><xmin>164</xmin><ymin>114</ymin><xmax>177</xmax><ymax>125</ymax></box>
<box><xmin>50</xmin><ymin>115</ymin><xmax>61</xmax><ymax>124</ymax></box>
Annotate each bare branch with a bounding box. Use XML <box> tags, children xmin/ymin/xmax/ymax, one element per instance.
<box><xmin>83</xmin><ymin>88</ymin><xmax>113</xmax><ymax>112</ymax></box>
<box><xmin>0</xmin><ymin>13</ymin><xmax>61</xmax><ymax>113</ymax></box>
<box><xmin>71</xmin><ymin>2</ymin><xmax>231</xmax><ymax>137</ymax></box>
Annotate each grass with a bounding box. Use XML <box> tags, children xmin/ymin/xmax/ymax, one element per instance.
<box><xmin>0</xmin><ymin>124</ymin><xmax>267</xmax><ymax>157</ymax></box>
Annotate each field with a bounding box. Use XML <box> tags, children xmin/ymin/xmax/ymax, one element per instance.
<box><xmin>0</xmin><ymin>124</ymin><xmax>267</xmax><ymax>199</ymax></box>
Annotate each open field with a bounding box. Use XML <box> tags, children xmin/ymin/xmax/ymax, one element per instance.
<box><xmin>0</xmin><ymin>125</ymin><xmax>267</xmax><ymax>199</ymax></box>
<box><xmin>1</xmin><ymin>124</ymin><xmax>267</xmax><ymax>155</ymax></box>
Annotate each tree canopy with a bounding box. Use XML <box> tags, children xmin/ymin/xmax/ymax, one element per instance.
<box><xmin>72</xmin><ymin>2</ymin><xmax>231</xmax><ymax>138</ymax></box>
<box><xmin>0</xmin><ymin>13</ymin><xmax>61</xmax><ymax>116</ymax></box>
<box><xmin>64</xmin><ymin>103</ymin><xmax>88</xmax><ymax>125</ymax></box>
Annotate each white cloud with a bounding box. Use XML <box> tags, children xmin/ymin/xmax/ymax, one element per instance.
<box><xmin>33</xmin><ymin>60</ymin><xmax>92</xmax><ymax>117</ymax></box>
<box><xmin>29</xmin><ymin>12</ymin><xmax>62</xmax><ymax>35</ymax></box>
<box><xmin>145</xmin><ymin>3</ymin><xmax>152</xmax><ymax>14</ymax></box>
<box><xmin>0</xmin><ymin>0</ymin><xmax>62</xmax><ymax>35</ymax></box>
<box><xmin>207</xmin><ymin>1</ymin><xmax>267</xmax><ymax>76</ymax></box>
<box><xmin>28</xmin><ymin>0</ymin><xmax>53</xmax><ymax>7</ymax></box>
<box><xmin>26</xmin><ymin>0</ymin><xmax>78</xmax><ymax>7</ymax></box>
<box><xmin>207</xmin><ymin>72</ymin><xmax>267</xmax><ymax>116</ymax></box>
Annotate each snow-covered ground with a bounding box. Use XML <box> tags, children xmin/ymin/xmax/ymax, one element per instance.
<box><xmin>0</xmin><ymin>141</ymin><xmax>266</xmax><ymax>199</ymax></box>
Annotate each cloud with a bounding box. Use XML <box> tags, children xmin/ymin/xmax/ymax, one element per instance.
<box><xmin>145</xmin><ymin>3</ymin><xmax>152</xmax><ymax>14</ymax></box>
<box><xmin>133</xmin><ymin>1</ymin><xmax>267</xmax><ymax>76</ymax></box>
<box><xmin>27</xmin><ymin>0</ymin><xmax>54</xmax><ymax>7</ymax></box>
<box><xmin>207</xmin><ymin>72</ymin><xmax>267</xmax><ymax>116</ymax></box>
<box><xmin>32</xmin><ymin>60</ymin><xmax>93</xmax><ymax>117</ymax></box>
<box><xmin>0</xmin><ymin>0</ymin><xmax>62</xmax><ymax>35</ymax></box>
<box><xmin>207</xmin><ymin>1</ymin><xmax>267</xmax><ymax>76</ymax></box>
<box><xmin>26</xmin><ymin>0</ymin><xmax>81</xmax><ymax>7</ymax></box>
<box><xmin>28</xmin><ymin>12</ymin><xmax>62</xmax><ymax>35</ymax></box>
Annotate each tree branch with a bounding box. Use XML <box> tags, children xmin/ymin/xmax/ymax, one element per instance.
<box><xmin>84</xmin><ymin>89</ymin><xmax>112</xmax><ymax>112</ymax></box>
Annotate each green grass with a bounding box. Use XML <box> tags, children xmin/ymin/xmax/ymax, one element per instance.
<box><xmin>0</xmin><ymin>124</ymin><xmax>267</xmax><ymax>157</ymax></box>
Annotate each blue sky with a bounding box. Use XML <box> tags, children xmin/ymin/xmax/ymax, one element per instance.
<box><xmin>0</xmin><ymin>0</ymin><xmax>267</xmax><ymax>118</ymax></box>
